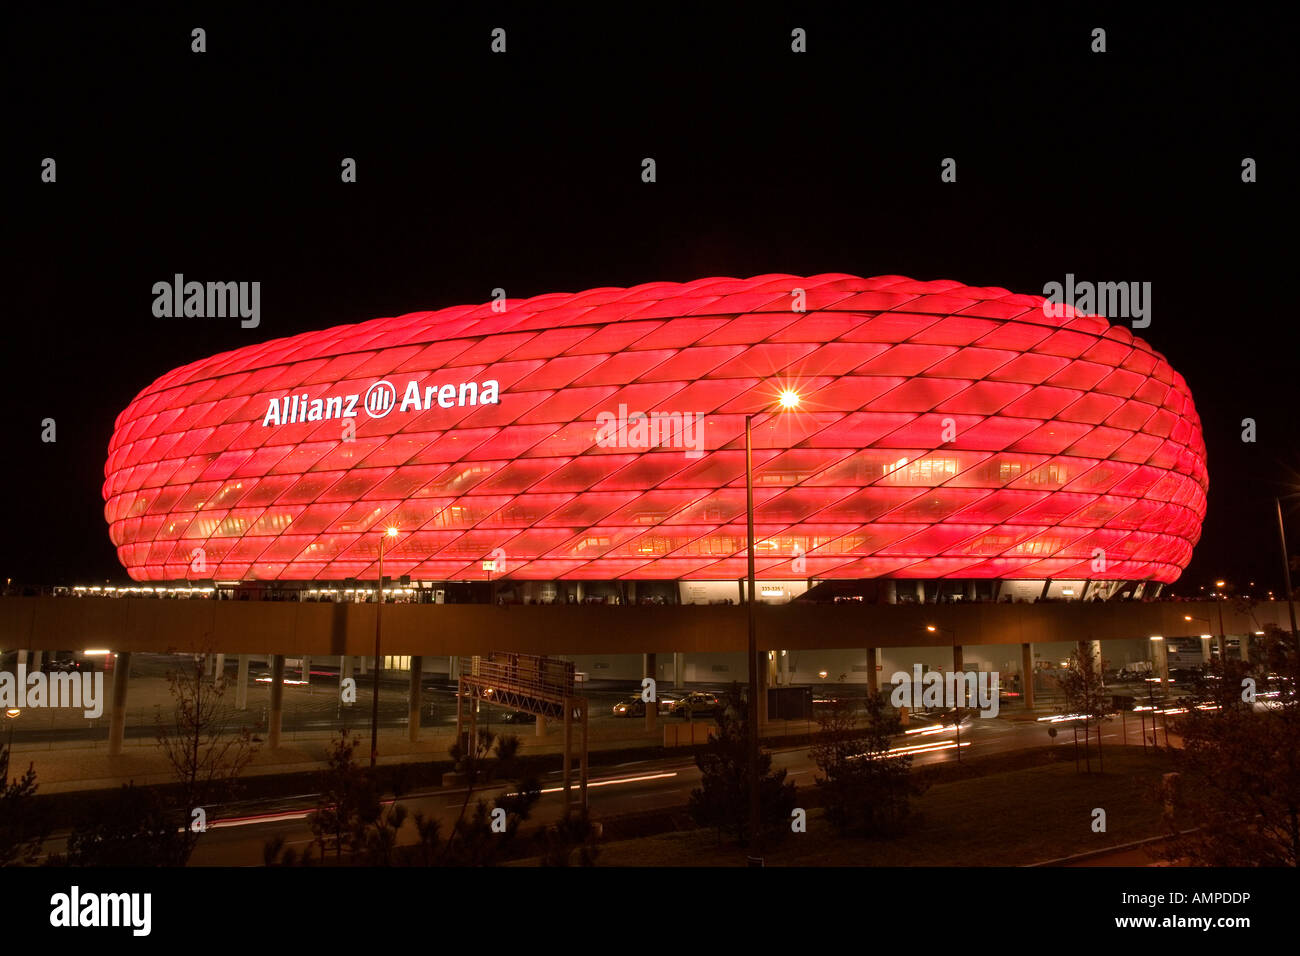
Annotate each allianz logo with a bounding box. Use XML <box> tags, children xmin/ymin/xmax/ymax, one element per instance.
<box><xmin>262</xmin><ymin>378</ymin><xmax>500</xmax><ymax>427</ymax></box>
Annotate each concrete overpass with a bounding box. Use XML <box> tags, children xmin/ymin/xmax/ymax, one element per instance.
<box><xmin>0</xmin><ymin>595</ymin><xmax>1290</xmax><ymax>657</ymax></box>
<box><xmin>1</xmin><ymin>596</ymin><xmax>1292</xmax><ymax>756</ymax></box>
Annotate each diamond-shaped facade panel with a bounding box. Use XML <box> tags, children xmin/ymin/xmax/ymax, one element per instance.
<box><xmin>104</xmin><ymin>275</ymin><xmax>1207</xmax><ymax>582</ymax></box>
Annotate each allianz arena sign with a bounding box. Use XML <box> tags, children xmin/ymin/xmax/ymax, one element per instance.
<box><xmin>260</xmin><ymin>378</ymin><xmax>501</xmax><ymax>426</ymax></box>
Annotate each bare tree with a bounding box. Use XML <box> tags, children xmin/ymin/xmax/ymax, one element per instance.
<box><xmin>1056</xmin><ymin>640</ymin><xmax>1110</xmax><ymax>772</ymax></box>
<box><xmin>155</xmin><ymin>650</ymin><xmax>258</xmax><ymax>863</ymax></box>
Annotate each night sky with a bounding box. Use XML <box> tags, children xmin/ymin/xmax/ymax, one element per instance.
<box><xmin>5</xmin><ymin>5</ymin><xmax>1294</xmax><ymax>594</ymax></box>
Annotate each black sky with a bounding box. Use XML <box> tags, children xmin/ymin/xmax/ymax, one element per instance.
<box><xmin>5</xmin><ymin>4</ymin><xmax>1295</xmax><ymax>593</ymax></box>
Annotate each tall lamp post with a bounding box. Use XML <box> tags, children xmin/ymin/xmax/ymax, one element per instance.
<box><xmin>926</xmin><ymin>624</ymin><xmax>962</xmax><ymax>762</ymax></box>
<box><xmin>1277</xmin><ymin>497</ymin><xmax>1299</xmax><ymax>639</ymax></box>
<box><xmin>3</xmin><ymin>709</ymin><xmax>19</xmax><ymax>784</ymax></box>
<box><xmin>370</xmin><ymin>526</ymin><xmax>399</xmax><ymax>769</ymax></box>
<box><xmin>745</xmin><ymin>387</ymin><xmax>801</xmax><ymax>864</ymax></box>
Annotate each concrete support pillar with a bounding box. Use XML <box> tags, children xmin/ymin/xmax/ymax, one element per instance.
<box><xmin>536</xmin><ymin>714</ymin><xmax>546</xmax><ymax>737</ymax></box>
<box><xmin>1153</xmin><ymin>639</ymin><xmax>1169</xmax><ymax>685</ymax></box>
<box><xmin>673</xmin><ymin>652</ymin><xmax>684</xmax><ymax>688</ymax></box>
<box><xmin>866</xmin><ymin>647</ymin><xmax>881</xmax><ymax>698</ymax></box>
<box><xmin>14</xmin><ymin>649</ymin><xmax>27</xmax><ymax>674</ymax></box>
<box><xmin>236</xmin><ymin>655</ymin><xmax>249</xmax><ymax>709</ymax></box>
<box><xmin>268</xmin><ymin>654</ymin><xmax>285</xmax><ymax>749</ymax></box>
<box><xmin>779</xmin><ymin>649</ymin><xmax>790</xmax><ymax>685</ymax></box>
<box><xmin>1020</xmin><ymin>643</ymin><xmax>1035</xmax><ymax>709</ymax></box>
<box><xmin>1089</xmin><ymin>640</ymin><xmax>1102</xmax><ymax>677</ymax></box>
<box><xmin>107</xmin><ymin>651</ymin><xmax>131</xmax><ymax>756</ymax></box>
<box><xmin>757</xmin><ymin>649</ymin><xmax>769</xmax><ymax>727</ymax></box>
<box><xmin>1240</xmin><ymin>632</ymin><xmax>1251</xmax><ymax>665</ymax></box>
<box><xmin>952</xmin><ymin>644</ymin><xmax>965</xmax><ymax>706</ymax></box>
<box><xmin>643</xmin><ymin>653</ymin><xmax>658</xmax><ymax>732</ymax></box>
<box><xmin>358</xmin><ymin>655</ymin><xmax>367</xmax><ymax>676</ymax></box>
<box><xmin>301</xmin><ymin>655</ymin><xmax>310</xmax><ymax>691</ymax></box>
<box><xmin>31</xmin><ymin>650</ymin><xmax>43</xmax><ymax>671</ymax></box>
<box><xmin>214</xmin><ymin>653</ymin><xmax>226</xmax><ymax>689</ymax></box>
<box><xmin>338</xmin><ymin>655</ymin><xmax>352</xmax><ymax>697</ymax></box>
<box><xmin>408</xmin><ymin>655</ymin><xmax>422</xmax><ymax>742</ymax></box>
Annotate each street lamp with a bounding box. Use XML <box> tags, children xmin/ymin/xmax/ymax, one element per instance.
<box><xmin>926</xmin><ymin>624</ymin><xmax>963</xmax><ymax>762</ymax></box>
<box><xmin>744</xmin><ymin>387</ymin><xmax>801</xmax><ymax>863</ymax></box>
<box><xmin>370</xmin><ymin>526</ymin><xmax>399</xmax><ymax>769</ymax></box>
<box><xmin>1276</xmin><ymin>496</ymin><xmax>1299</xmax><ymax>652</ymax></box>
<box><xmin>3</xmin><ymin>709</ymin><xmax>19</xmax><ymax>785</ymax></box>
<box><xmin>1184</xmin><ymin>610</ymin><xmax>1225</xmax><ymax>663</ymax></box>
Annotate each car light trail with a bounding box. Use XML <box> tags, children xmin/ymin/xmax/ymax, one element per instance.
<box><xmin>523</xmin><ymin>771</ymin><xmax>678</xmax><ymax>797</ymax></box>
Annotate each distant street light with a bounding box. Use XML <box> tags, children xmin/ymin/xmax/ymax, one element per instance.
<box><xmin>745</xmin><ymin>387</ymin><xmax>801</xmax><ymax>864</ymax></box>
<box><xmin>370</xmin><ymin>526</ymin><xmax>400</xmax><ymax>769</ymax></box>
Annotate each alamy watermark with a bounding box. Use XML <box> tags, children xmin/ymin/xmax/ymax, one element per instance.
<box><xmin>0</xmin><ymin>664</ymin><xmax>104</xmax><ymax>718</ymax></box>
<box><xmin>594</xmin><ymin>404</ymin><xmax>705</xmax><ymax>458</ymax></box>
<box><xmin>152</xmin><ymin>274</ymin><xmax>260</xmax><ymax>328</ymax></box>
<box><xmin>889</xmin><ymin>666</ymin><xmax>1000</xmax><ymax>718</ymax></box>
<box><xmin>1042</xmin><ymin>274</ymin><xmax>1151</xmax><ymax>329</ymax></box>
<box><xmin>50</xmin><ymin>886</ymin><xmax>151</xmax><ymax>936</ymax></box>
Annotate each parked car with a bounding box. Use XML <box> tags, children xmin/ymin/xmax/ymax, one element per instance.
<box><xmin>673</xmin><ymin>691</ymin><xmax>722</xmax><ymax>719</ymax></box>
<box><xmin>611</xmin><ymin>696</ymin><xmax>647</xmax><ymax>717</ymax></box>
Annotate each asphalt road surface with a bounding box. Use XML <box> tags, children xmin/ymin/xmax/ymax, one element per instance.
<box><xmin>166</xmin><ymin>715</ymin><xmax>1095</xmax><ymax>865</ymax></box>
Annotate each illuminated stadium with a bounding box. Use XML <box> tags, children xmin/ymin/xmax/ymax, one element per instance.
<box><xmin>103</xmin><ymin>274</ymin><xmax>1207</xmax><ymax>588</ymax></box>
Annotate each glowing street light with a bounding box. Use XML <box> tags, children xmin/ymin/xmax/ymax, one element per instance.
<box><xmin>744</xmin><ymin>386</ymin><xmax>800</xmax><ymax>865</ymax></box>
<box><xmin>370</xmin><ymin>526</ymin><xmax>401</xmax><ymax>768</ymax></box>
<box><xmin>1185</xmin><ymin>610</ymin><xmax>1225</xmax><ymax>660</ymax></box>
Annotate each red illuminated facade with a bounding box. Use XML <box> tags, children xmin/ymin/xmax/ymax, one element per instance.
<box><xmin>104</xmin><ymin>274</ymin><xmax>1207</xmax><ymax>583</ymax></box>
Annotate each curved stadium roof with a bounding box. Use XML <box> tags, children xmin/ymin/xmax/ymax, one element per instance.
<box><xmin>104</xmin><ymin>274</ymin><xmax>1207</xmax><ymax>582</ymax></box>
